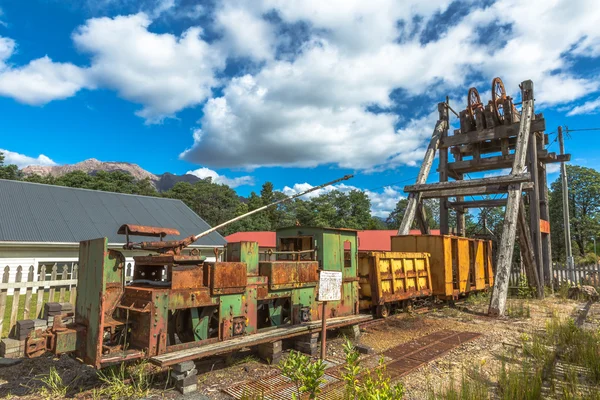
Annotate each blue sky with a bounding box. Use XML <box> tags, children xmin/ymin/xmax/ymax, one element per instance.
<box><xmin>1</xmin><ymin>0</ymin><xmax>599</xmax><ymax>217</ymax></box>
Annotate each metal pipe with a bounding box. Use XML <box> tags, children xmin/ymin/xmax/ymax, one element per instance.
<box><xmin>193</xmin><ymin>175</ymin><xmax>353</xmax><ymax>242</ymax></box>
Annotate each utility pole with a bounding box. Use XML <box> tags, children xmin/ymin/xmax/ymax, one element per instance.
<box><xmin>558</xmin><ymin>126</ymin><xmax>574</xmax><ymax>283</ymax></box>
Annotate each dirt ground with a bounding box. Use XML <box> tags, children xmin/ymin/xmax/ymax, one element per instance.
<box><xmin>0</xmin><ymin>295</ymin><xmax>591</xmax><ymax>399</ymax></box>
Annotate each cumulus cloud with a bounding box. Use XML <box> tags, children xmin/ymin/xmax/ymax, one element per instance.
<box><xmin>281</xmin><ymin>182</ymin><xmax>402</xmax><ymax>217</ymax></box>
<box><xmin>182</xmin><ymin>0</ymin><xmax>600</xmax><ymax>171</ymax></box>
<box><xmin>186</xmin><ymin>167</ymin><xmax>254</xmax><ymax>188</ymax></box>
<box><xmin>72</xmin><ymin>13</ymin><xmax>225</xmax><ymax>123</ymax></box>
<box><xmin>0</xmin><ymin>149</ymin><xmax>57</xmax><ymax>169</ymax></box>
<box><xmin>214</xmin><ymin>4</ymin><xmax>275</xmax><ymax>61</ymax></box>
<box><xmin>567</xmin><ymin>97</ymin><xmax>600</xmax><ymax>116</ymax></box>
<box><xmin>0</xmin><ymin>35</ymin><xmax>88</xmax><ymax>105</ymax></box>
<box><xmin>0</xmin><ymin>56</ymin><xmax>90</xmax><ymax>105</ymax></box>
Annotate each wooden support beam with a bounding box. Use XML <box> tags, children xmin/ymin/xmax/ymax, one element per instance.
<box><xmin>539</xmin><ymin>162</ymin><xmax>553</xmax><ymax>287</ymax></box>
<box><xmin>448</xmin><ymin>199</ymin><xmax>508</xmax><ymax>209</ymax></box>
<box><xmin>420</xmin><ymin>182</ymin><xmax>533</xmax><ymax>199</ymax></box>
<box><xmin>405</xmin><ymin>173</ymin><xmax>531</xmax><ymax>193</ymax></box>
<box><xmin>440</xmin><ymin>117</ymin><xmax>545</xmax><ymax>148</ymax></box>
<box><xmin>517</xmin><ymin>199</ymin><xmax>543</xmax><ymax>298</ymax></box>
<box><xmin>448</xmin><ymin>151</ymin><xmax>549</xmax><ymax>174</ymax></box>
<box><xmin>455</xmin><ymin>137</ymin><xmax>517</xmax><ymax>156</ymax></box>
<box><xmin>398</xmin><ymin>103</ymin><xmax>447</xmax><ymax>235</ymax></box>
<box><xmin>416</xmin><ymin>202</ymin><xmax>431</xmax><ymax>234</ymax></box>
<box><xmin>439</xmin><ymin>103</ymin><xmax>450</xmax><ymax>235</ymax></box>
<box><xmin>489</xmin><ymin>80</ymin><xmax>535</xmax><ymax>317</ymax></box>
<box><xmin>528</xmin><ymin>131</ymin><xmax>545</xmax><ymax>287</ymax></box>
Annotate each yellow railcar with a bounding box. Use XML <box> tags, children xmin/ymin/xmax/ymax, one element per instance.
<box><xmin>390</xmin><ymin>235</ymin><xmax>494</xmax><ymax>299</ymax></box>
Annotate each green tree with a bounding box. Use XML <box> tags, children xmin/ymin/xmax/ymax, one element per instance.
<box><xmin>0</xmin><ymin>152</ymin><xmax>21</xmax><ymax>180</ymax></box>
<box><xmin>163</xmin><ymin>178</ymin><xmax>242</xmax><ymax>235</ymax></box>
<box><xmin>386</xmin><ymin>198</ymin><xmax>438</xmax><ymax>230</ymax></box>
<box><xmin>549</xmin><ymin>165</ymin><xmax>600</xmax><ymax>259</ymax></box>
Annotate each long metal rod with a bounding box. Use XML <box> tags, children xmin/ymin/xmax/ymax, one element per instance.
<box><xmin>193</xmin><ymin>174</ymin><xmax>353</xmax><ymax>241</ymax></box>
<box><xmin>558</xmin><ymin>126</ymin><xmax>574</xmax><ymax>281</ymax></box>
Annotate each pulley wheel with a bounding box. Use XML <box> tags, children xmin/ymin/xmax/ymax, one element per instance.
<box><xmin>491</xmin><ymin>77</ymin><xmax>507</xmax><ymax>123</ymax></box>
<box><xmin>467</xmin><ymin>87</ymin><xmax>483</xmax><ymax>122</ymax></box>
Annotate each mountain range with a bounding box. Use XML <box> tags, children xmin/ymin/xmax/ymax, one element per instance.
<box><xmin>21</xmin><ymin>158</ymin><xmax>200</xmax><ymax>192</ymax></box>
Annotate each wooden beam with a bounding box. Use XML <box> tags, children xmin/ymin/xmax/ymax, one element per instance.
<box><xmin>398</xmin><ymin>103</ymin><xmax>447</xmax><ymax>235</ymax></box>
<box><xmin>528</xmin><ymin>131</ymin><xmax>544</xmax><ymax>288</ymax></box>
<box><xmin>489</xmin><ymin>80</ymin><xmax>535</xmax><ymax>317</ymax></box>
<box><xmin>448</xmin><ymin>199</ymin><xmax>508</xmax><ymax>209</ymax></box>
<box><xmin>518</xmin><ymin>198</ymin><xmax>542</xmax><ymax>298</ymax></box>
<box><xmin>405</xmin><ymin>173</ymin><xmax>531</xmax><ymax>193</ymax></box>
<box><xmin>420</xmin><ymin>182</ymin><xmax>533</xmax><ymax>199</ymax></box>
<box><xmin>455</xmin><ymin>136</ymin><xmax>517</xmax><ymax>156</ymax></box>
<box><xmin>440</xmin><ymin>117</ymin><xmax>545</xmax><ymax>148</ymax></box>
<box><xmin>448</xmin><ymin>151</ymin><xmax>549</xmax><ymax>174</ymax></box>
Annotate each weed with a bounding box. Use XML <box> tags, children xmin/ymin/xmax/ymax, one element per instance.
<box><xmin>428</xmin><ymin>368</ymin><xmax>490</xmax><ymax>400</ymax></box>
<box><xmin>342</xmin><ymin>339</ymin><xmax>404</xmax><ymax>400</ymax></box>
<box><xmin>497</xmin><ymin>361</ymin><xmax>543</xmax><ymax>400</ymax></box>
<box><xmin>279</xmin><ymin>350</ymin><xmax>325</xmax><ymax>400</ymax></box>
<box><xmin>505</xmin><ymin>300</ymin><xmax>531</xmax><ymax>319</ymax></box>
<box><xmin>38</xmin><ymin>367</ymin><xmax>69</xmax><ymax>400</ymax></box>
<box><xmin>95</xmin><ymin>361</ymin><xmax>154</xmax><ymax>399</ymax></box>
<box><xmin>516</xmin><ymin>274</ymin><xmax>536</xmax><ymax>298</ymax></box>
<box><xmin>465</xmin><ymin>291</ymin><xmax>490</xmax><ymax>306</ymax></box>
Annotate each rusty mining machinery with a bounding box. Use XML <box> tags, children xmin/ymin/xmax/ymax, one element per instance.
<box><xmin>24</xmin><ymin>174</ymin><xmax>364</xmax><ymax>368</ymax></box>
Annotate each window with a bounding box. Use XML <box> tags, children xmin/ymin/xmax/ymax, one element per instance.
<box><xmin>344</xmin><ymin>240</ymin><xmax>352</xmax><ymax>268</ymax></box>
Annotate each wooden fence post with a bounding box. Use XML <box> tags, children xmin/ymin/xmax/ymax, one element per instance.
<box><xmin>35</xmin><ymin>265</ymin><xmax>47</xmax><ymax>318</ymax></box>
<box><xmin>9</xmin><ymin>266</ymin><xmax>23</xmax><ymax>337</ymax></box>
<box><xmin>70</xmin><ymin>264</ymin><xmax>78</xmax><ymax>305</ymax></box>
<box><xmin>48</xmin><ymin>264</ymin><xmax>58</xmax><ymax>302</ymax></box>
<box><xmin>23</xmin><ymin>266</ymin><xmax>34</xmax><ymax>320</ymax></box>
<box><xmin>59</xmin><ymin>264</ymin><xmax>68</xmax><ymax>303</ymax></box>
<box><xmin>0</xmin><ymin>266</ymin><xmax>9</xmax><ymax>336</ymax></box>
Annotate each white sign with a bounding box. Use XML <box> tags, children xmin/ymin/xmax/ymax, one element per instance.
<box><xmin>318</xmin><ymin>271</ymin><xmax>342</xmax><ymax>301</ymax></box>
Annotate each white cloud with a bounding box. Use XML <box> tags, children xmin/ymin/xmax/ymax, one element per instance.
<box><xmin>0</xmin><ymin>149</ymin><xmax>57</xmax><ymax>169</ymax></box>
<box><xmin>0</xmin><ymin>56</ymin><xmax>89</xmax><ymax>105</ymax></box>
<box><xmin>546</xmin><ymin>163</ymin><xmax>561</xmax><ymax>174</ymax></box>
<box><xmin>182</xmin><ymin>0</ymin><xmax>600</xmax><ymax>171</ymax></box>
<box><xmin>567</xmin><ymin>97</ymin><xmax>600</xmax><ymax>116</ymax></box>
<box><xmin>281</xmin><ymin>182</ymin><xmax>402</xmax><ymax>217</ymax></box>
<box><xmin>72</xmin><ymin>13</ymin><xmax>225</xmax><ymax>123</ymax></box>
<box><xmin>214</xmin><ymin>4</ymin><xmax>275</xmax><ymax>61</ymax></box>
<box><xmin>0</xmin><ymin>35</ymin><xmax>88</xmax><ymax>105</ymax></box>
<box><xmin>186</xmin><ymin>167</ymin><xmax>254</xmax><ymax>188</ymax></box>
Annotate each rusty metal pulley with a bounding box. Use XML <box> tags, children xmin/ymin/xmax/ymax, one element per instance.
<box><xmin>491</xmin><ymin>77</ymin><xmax>507</xmax><ymax>123</ymax></box>
<box><xmin>467</xmin><ymin>87</ymin><xmax>483</xmax><ymax>123</ymax></box>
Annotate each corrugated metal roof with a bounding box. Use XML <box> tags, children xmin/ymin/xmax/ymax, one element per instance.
<box><xmin>0</xmin><ymin>179</ymin><xmax>226</xmax><ymax>246</ymax></box>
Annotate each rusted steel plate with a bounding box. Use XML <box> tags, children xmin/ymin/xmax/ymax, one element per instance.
<box><xmin>210</xmin><ymin>262</ymin><xmax>247</xmax><ymax>295</ymax></box>
<box><xmin>259</xmin><ymin>261</ymin><xmax>319</xmax><ymax>289</ymax></box>
<box><xmin>440</xmin><ymin>331</ymin><xmax>481</xmax><ymax>345</ymax></box>
<box><xmin>385</xmin><ymin>357</ymin><xmax>426</xmax><ymax>378</ymax></box>
<box><xmin>118</xmin><ymin>224</ymin><xmax>180</xmax><ymax>237</ymax></box>
<box><xmin>171</xmin><ymin>265</ymin><xmax>204</xmax><ymax>290</ymax></box>
<box><xmin>405</xmin><ymin>341</ymin><xmax>456</xmax><ymax>362</ymax></box>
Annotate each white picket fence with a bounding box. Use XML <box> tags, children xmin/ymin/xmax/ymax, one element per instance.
<box><xmin>508</xmin><ymin>262</ymin><xmax>600</xmax><ymax>288</ymax></box>
<box><xmin>0</xmin><ymin>262</ymin><xmax>134</xmax><ymax>338</ymax></box>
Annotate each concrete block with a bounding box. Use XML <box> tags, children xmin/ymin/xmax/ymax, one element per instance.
<box><xmin>294</xmin><ymin>341</ymin><xmax>318</xmax><ymax>356</ymax></box>
<box><xmin>257</xmin><ymin>341</ymin><xmax>283</xmax><ymax>364</ymax></box>
<box><xmin>177</xmin><ymin>383</ymin><xmax>197</xmax><ymax>395</ymax></box>
<box><xmin>170</xmin><ymin>368</ymin><xmax>197</xmax><ymax>380</ymax></box>
<box><xmin>339</xmin><ymin>325</ymin><xmax>361</xmax><ymax>339</ymax></box>
<box><xmin>355</xmin><ymin>344</ymin><xmax>374</xmax><ymax>354</ymax></box>
<box><xmin>175</xmin><ymin>374</ymin><xmax>197</xmax><ymax>388</ymax></box>
<box><xmin>172</xmin><ymin>360</ymin><xmax>195</xmax><ymax>373</ymax></box>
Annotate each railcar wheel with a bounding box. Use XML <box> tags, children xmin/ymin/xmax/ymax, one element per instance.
<box><xmin>491</xmin><ymin>77</ymin><xmax>507</xmax><ymax>123</ymax></box>
<box><xmin>376</xmin><ymin>304</ymin><xmax>389</xmax><ymax>319</ymax></box>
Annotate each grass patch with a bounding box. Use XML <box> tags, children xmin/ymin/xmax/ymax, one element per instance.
<box><xmin>428</xmin><ymin>368</ymin><xmax>490</xmax><ymax>400</ymax></box>
<box><xmin>38</xmin><ymin>367</ymin><xmax>69</xmax><ymax>400</ymax></box>
<box><xmin>505</xmin><ymin>300</ymin><xmax>531</xmax><ymax>319</ymax></box>
<box><xmin>92</xmin><ymin>360</ymin><xmax>155</xmax><ymax>399</ymax></box>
